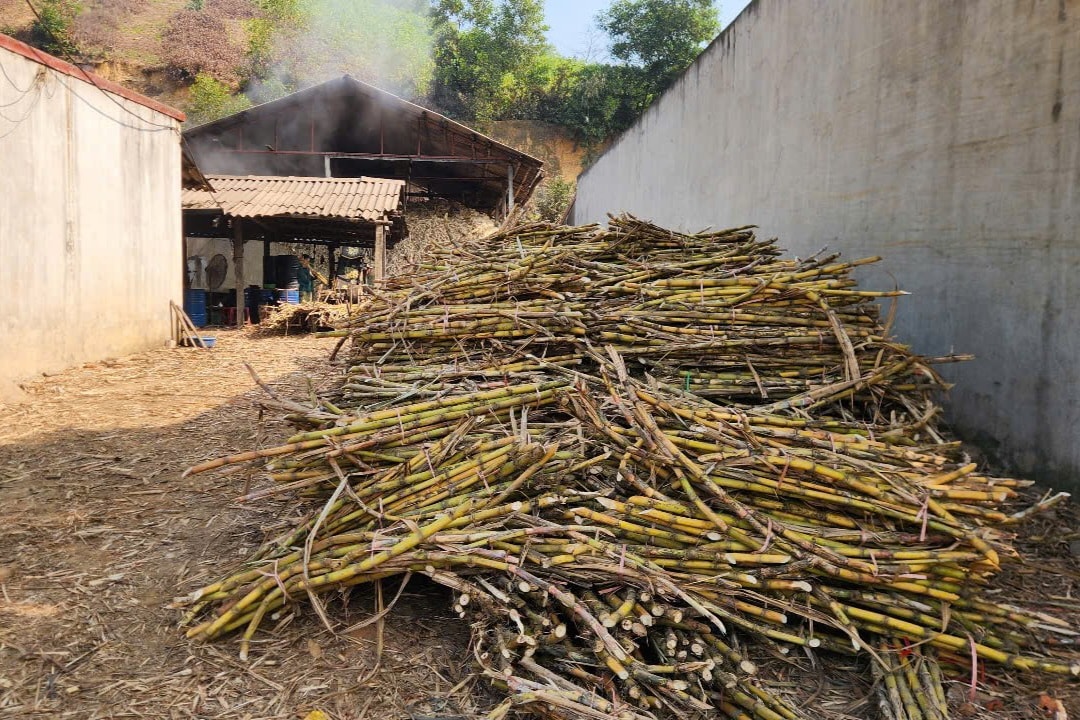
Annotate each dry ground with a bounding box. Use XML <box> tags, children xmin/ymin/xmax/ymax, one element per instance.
<box><xmin>0</xmin><ymin>331</ymin><xmax>1076</xmax><ymax>720</ymax></box>
<box><xmin>0</xmin><ymin>331</ymin><xmax>481</xmax><ymax>719</ymax></box>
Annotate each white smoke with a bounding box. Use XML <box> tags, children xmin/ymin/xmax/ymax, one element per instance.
<box><xmin>256</xmin><ymin>0</ymin><xmax>436</xmax><ymax>100</ymax></box>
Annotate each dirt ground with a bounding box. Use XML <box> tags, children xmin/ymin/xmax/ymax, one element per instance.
<box><xmin>0</xmin><ymin>331</ymin><xmax>480</xmax><ymax>720</ymax></box>
<box><xmin>0</xmin><ymin>331</ymin><xmax>1076</xmax><ymax>720</ymax></box>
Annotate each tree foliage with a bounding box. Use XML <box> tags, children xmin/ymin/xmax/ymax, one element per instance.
<box><xmin>531</xmin><ymin>176</ymin><xmax>575</xmax><ymax>222</ymax></box>
<box><xmin>554</xmin><ymin>0</ymin><xmax>718</xmax><ymax>141</ymax></box>
<box><xmin>429</xmin><ymin>0</ymin><xmax>549</xmax><ymax>120</ymax></box>
<box><xmin>277</xmin><ymin>0</ymin><xmax>435</xmax><ymax>99</ymax></box>
<box><xmin>429</xmin><ymin>0</ymin><xmax>719</xmax><ymax>144</ymax></box>
<box><xmin>28</xmin><ymin>0</ymin><xmax>82</xmax><ymax>57</ymax></box>
<box><xmin>20</xmin><ymin>0</ymin><xmax>719</xmax><ymax>141</ymax></box>
<box><xmin>186</xmin><ymin>72</ymin><xmax>253</xmax><ymax>125</ymax></box>
<box><xmin>600</xmin><ymin>0</ymin><xmax>718</xmax><ymax>83</ymax></box>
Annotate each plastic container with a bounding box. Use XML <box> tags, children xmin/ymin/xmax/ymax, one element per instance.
<box><xmin>276</xmin><ymin>288</ymin><xmax>301</xmax><ymax>305</ymax></box>
<box><xmin>184</xmin><ymin>288</ymin><xmax>208</xmax><ymax>327</ymax></box>
<box><xmin>262</xmin><ymin>256</ymin><xmax>277</xmax><ymax>287</ymax></box>
<box><xmin>274</xmin><ymin>255</ymin><xmax>301</xmax><ymax>289</ymax></box>
<box><xmin>243</xmin><ymin>287</ymin><xmax>263</xmax><ymax>323</ymax></box>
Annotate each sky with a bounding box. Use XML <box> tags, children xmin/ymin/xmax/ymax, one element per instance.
<box><xmin>544</xmin><ymin>0</ymin><xmax>753</xmax><ymax>59</ymax></box>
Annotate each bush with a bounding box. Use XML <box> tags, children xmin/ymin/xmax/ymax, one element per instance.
<box><xmin>185</xmin><ymin>72</ymin><xmax>253</xmax><ymax>125</ymax></box>
<box><xmin>162</xmin><ymin>9</ymin><xmax>247</xmax><ymax>83</ymax></box>
<box><xmin>28</xmin><ymin>0</ymin><xmax>82</xmax><ymax>57</ymax></box>
<box><xmin>531</xmin><ymin>176</ymin><xmax>575</xmax><ymax>223</ymax></box>
<box><xmin>206</xmin><ymin>0</ymin><xmax>257</xmax><ymax>20</ymax></box>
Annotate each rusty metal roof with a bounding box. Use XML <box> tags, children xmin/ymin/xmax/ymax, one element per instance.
<box><xmin>182</xmin><ymin>76</ymin><xmax>544</xmax><ymax>215</ymax></box>
<box><xmin>182</xmin><ymin>175</ymin><xmax>405</xmax><ymax>222</ymax></box>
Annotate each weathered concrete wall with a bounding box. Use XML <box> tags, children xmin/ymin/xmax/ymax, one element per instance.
<box><xmin>185</xmin><ymin>238</ymin><xmax>263</xmax><ymax>290</ymax></box>
<box><xmin>0</xmin><ymin>46</ymin><xmax>182</xmax><ymax>401</ymax></box>
<box><xmin>573</xmin><ymin>0</ymin><xmax>1080</xmax><ymax>486</ymax></box>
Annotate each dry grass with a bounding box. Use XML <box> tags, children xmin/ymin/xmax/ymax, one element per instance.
<box><xmin>0</xmin><ymin>0</ymin><xmax>35</xmax><ymax>31</ymax></box>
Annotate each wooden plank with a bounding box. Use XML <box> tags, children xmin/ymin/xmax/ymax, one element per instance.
<box><xmin>233</xmin><ymin>219</ymin><xmax>245</xmax><ymax>328</ymax></box>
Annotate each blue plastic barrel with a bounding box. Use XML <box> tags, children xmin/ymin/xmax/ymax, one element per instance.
<box><xmin>275</xmin><ymin>255</ymin><xmax>301</xmax><ymax>290</ymax></box>
<box><xmin>243</xmin><ymin>286</ymin><xmax>263</xmax><ymax>323</ymax></box>
<box><xmin>262</xmin><ymin>256</ymin><xmax>276</xmax><ymax>287</ymax></box>
<box><xmin>276</xmin><ymin>289</ymin><xmax>300</xmax><ymax>305</ymax></box>
<box><xmin>184</xmin><ymin>289</ymin><xmax>208</xmax><ymax>327</ymax></box>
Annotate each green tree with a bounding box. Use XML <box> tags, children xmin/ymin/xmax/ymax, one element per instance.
<box><xmin>430</xmin><ymin>0</ymin><xmax>549</xmax><ymax>119</ymax></box>
<box><xmin>244</xmin><ymin>0</ymin><xmax>435</xmax><ymax>100</ymax></box>
<box><xmin>598</xmin><ymin>0</ymin><xmax>719</xmax><ymax>87</ymax></box>
<box><xmin>538</xmin><ymin>0</ymin><xmax>718</xmax><ymax>144</ymax></box>
<box><xmin>531</xmin><ymin>176</ymin><xmax>575</xmax><ymax>222</ymax></box>
<box><xmin>245</xmin><ymin>0</ymin><xmax>308</xmax><ymax>78</ymax></box>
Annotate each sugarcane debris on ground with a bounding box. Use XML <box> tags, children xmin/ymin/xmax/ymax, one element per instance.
<box><xmin>258</xmin><ymin>302</ymin><xmax>349</xmax><ymax>335</ymax></box>
<box><xmin>179</xmin><ymin>216</ymin><xmax>1078</xmax><ymax>720</ymax></box>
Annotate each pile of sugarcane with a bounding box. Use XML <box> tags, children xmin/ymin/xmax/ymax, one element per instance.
<box><xmin>257</xmin><ymin>302</ymin><xmax>346</xmax><ymax>335</ymax></box>
<box><xmin>180</xmin><ymin>216</ymin><xmax>1076</xmax><ymax>720</ymax></box>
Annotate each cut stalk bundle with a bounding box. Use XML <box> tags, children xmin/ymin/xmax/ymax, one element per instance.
<box><xmin>179</xmin><ymin>216</ymin><xmax>1076</xmax><ymax>720</ymax></box>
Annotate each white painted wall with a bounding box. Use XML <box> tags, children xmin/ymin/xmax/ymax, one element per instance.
<box><xmin>185</xmin><ymin>237</ymin><xmax>262</xmax><ymax>290</ymax></box>
<box><xmin>573</xmin><ymin>0</ymin><xmax>1080</xmax><ymax>485</ymax></box>
<box><xmin>0</xmin><ymin>46</ymin><xmax>182</xmax><ymax>400</ymax></box>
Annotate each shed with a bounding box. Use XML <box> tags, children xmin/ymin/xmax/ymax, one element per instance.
<box><xmin>181</xmin><ymin>174</ymin><xmax>406</xmax><ymax>325</ymax></box>
<box><xmin>0</xmin><ymin>33</ymin><xmax>184</xmax><ymax>401</ymax></box>
<box><xmin>182</xmin><ymin>76</ymin><xmax>544</xmax><ymax>218</ymax></box>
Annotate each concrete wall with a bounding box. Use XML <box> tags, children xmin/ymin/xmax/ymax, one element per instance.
<box><xmin>573</xmin><ymin>0</ymin><xmax>1080</xmax><ymax>486</ymax></box>
<box><xmin>0</xmin><ymin>45</ymin><xmax>182</xmax><ymax>401</ymax></box>
<box><xmin>185</xmin><ymin>238</ymin><xmax>262</xmax><ymax>290</ymax></box>
<box><xmin>183</xmin><ymin>240</ymin><xmax>327</xmax><ymax>291</ymax></box>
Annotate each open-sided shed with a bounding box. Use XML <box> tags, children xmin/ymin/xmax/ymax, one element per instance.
<box><xmin>183</xmin><ymin>76</ymin><xmax>544</xmax><ymax>218</ymax></box>
<box><xmin>181</xmin><ymin>174</ymin><xmax>405</xmax><ymax>326</ymax></box>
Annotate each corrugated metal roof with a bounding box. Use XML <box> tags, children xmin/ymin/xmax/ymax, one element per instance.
<box><xmin>182</xmin><ymin>175</ymin><xmax>405</xmax><ymax>221</ymax></box>
<box><xmin>182</xmin><ymin>77</ymin><xmax>544</xmax><ymax>214</ymax></box>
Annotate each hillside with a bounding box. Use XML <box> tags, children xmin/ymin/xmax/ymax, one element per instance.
<box><xmin>1</xmin><ymin>0</ymin><xmax>589</xmax><ymax>186</ymax></box>
<box><xmin>485</xmin><ymin>120</ymin><xmax>597</xmax><ymax>181</ymax></box>
<box><xmin>1</xmin><ymin>0</ymin><xmax>249</xmax><ymax>109</ymax></box>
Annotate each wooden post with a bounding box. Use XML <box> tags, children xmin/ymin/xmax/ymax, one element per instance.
<box><xmin>328</xmin><ymin>243</ymin><xmax>337</xmax><ymax>289</ymax></box>
<box><xmin>179</xmin><ymin>232</ymin><xmax>188</xmax><ymax>343</ymax></box>
<box><xmin>507</xmin><ymin>163</ymin><xmax>515</xmax><ymax>216</ymax></box>
<box><xmin>233</xmin><ymin>219</ymin><xmax>244</xmax><ymax>328</ymax></box>
<box><xmin>374</xmin><ymin>224</ymin><xmax>386</xmax><ymax>285</ymax></box>
<box><xmin>263</xmin><ymin>234</ymin><xmax>271</xmax><ymax>288</ymax></box>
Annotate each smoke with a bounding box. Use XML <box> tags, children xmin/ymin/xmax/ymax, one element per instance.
<box><xmin>254</xmin><ymin>0</ymin><xmax>436</xmax><ymax>101</ymax></box>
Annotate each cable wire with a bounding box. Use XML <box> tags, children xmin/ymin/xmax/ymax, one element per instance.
<box><xmin>21</xmin><ymin>0</ymin><xmax>182</xmax><ymax>133</ymax></box>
